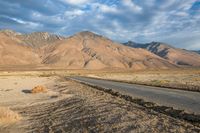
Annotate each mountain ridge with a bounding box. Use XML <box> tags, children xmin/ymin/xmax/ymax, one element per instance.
<box><xmin>193</xmin><ymin>50</ymin><xmax>200</xmax><ymax>54</ymax></box>
<box><xmin>1</xmin><ymin>29</ymin><xmax>199</xmax><ymax>70</ymax></box>
<box><xmin>0</xmin><ymin>31</ymin><xmax>41</xmax><ymax>65</ymax></box>
<box><xmin>0</xmin><ymin>29</ymin><xmax>65</xmax><ymax>48</ymax></box>
<box><xmin>124</xmin><ymin>41</ymin><xmax>200</xmax><ymax>67</ymax></box>
<box><xmin>40</xmin><ymin>31</ymin><xmax>176</xmax><ymax>69</ymax></box>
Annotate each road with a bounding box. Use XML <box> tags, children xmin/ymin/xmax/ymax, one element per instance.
<box><xmin>71</xmin><ymin>76</ymin><xmax>200</xmax><ymax>114</ymax></box>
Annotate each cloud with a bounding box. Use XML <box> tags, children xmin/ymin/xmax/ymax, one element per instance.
<box><xmin>64</xmin><ymin>9</ymin><xmax>86</xmax><ymax>19</ymax></box>
<box><xmin>122</xmin><ymin>0</ymin><xmax>142</xmax><ymax>13</ymax></box>
<box><xmin>92</xmin><ymin>3</ymin><xmax>119</xmax><ymax>13</ymax></box>
<box><xmin>0</xmin><ymin>0</ymin><xmax>199</xmax><ymax>50</ymax></box>
<box><xmin>61</xmin><ymin>0</ymin><xmax>91</xmax><ymax>5</ymax></box>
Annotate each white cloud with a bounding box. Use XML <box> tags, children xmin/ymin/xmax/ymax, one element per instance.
<box><xmin>98</xmin><ymin>4</ymin><xmax>119</xmax><ymax>13</ymax></box>
<box><xmin>143</xmin><ymin>0</ymin><xmax>156</xmax><ymax>7</ymax></box>
<box><xmin>122</xmin><ymin>0</ymin><xmax>142</xmax><ymax>13</ymax></box>
<box><xmin>177</xmin><ymin>0</ymin><xmax>194</xmax><ymax>10</ymax></box>
<box><xmin>31</xmin><ymin>11</ymin><xmax>64</xmax><ymax>24</ymax></box>
<box><xmin>1</xmin><ymin>15</ymin><xmax>41</xmax><ymax>28</ymax></box>
<box><xmin>173</xmin><ymin>11</ymin><xmax>188</xmax><ymax>17</ymax></box>
<box><xmin>61</xmin><ymin>0</ymin><xmax>90</xmax><ymax>5</ymax></box>
<box><xmin>95</xmin><ymin>14</ymin><xmax>104</xmax><ymax>19</ymax></box>
<box><xmin>64</xmin><ymin>9</ymin><xmax>85</xmax><ymax>19</ymax></box>
<box><xmin>12</xmin><ymin>18</ymin><xmax>27</xmax><ymax>24</ymax></box>
<box><xmin>32</xmin><ymin>12</ymin><xmax>42</xmax><ymax>19</ymax></box>
<box><xmin>160</xmin><ymin>0</ymin><xmax>194</xmax><ymax>11</ymax></box>
<box><xmin>159</xmin><ymin>0</ymin><xmax>177</xmax><ymax>9</ymax></box>
<box><xmin>91</xmin><ymin>3</ymin><xmax>120</xmax><ymax>13</ymax></box>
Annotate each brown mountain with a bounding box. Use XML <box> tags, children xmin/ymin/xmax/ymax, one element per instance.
<box><xmin>124</xmin><ymin>41</ymin><xmax>200</xmax><ymax>67</ymax></box>
<box><xmin>18</xmin><ymin>32</ymin><xmax>64</xmax><ymax>48</ymax></box>
<box><xmin>41</xmin><ymin>31</ymin><xmax>176</xmax><ymax>69</ymax></box>
<box><xmin>0</xmin><ymin>31</ymin><xmax>41</xmax><ymax>65</ymax></box>
<box><xmin>0</xmin><ymin>30</ymin><xmax>177</xmax><ymax>70</ymax></box>
<box><xmin>0</xmin><ymin>29</ymin><xmax>64</xmax><ymax>48</ymax></box>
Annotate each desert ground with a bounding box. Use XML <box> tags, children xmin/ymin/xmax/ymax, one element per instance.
<box><xmin>0</xmin><ymin>70</ymin><xmax>200</xmax><ymax>133</ymax></box>
<box><xmin>86</xmin><ymin>68</ymin><xmax>200</xmax><ymax>92</ymax></box>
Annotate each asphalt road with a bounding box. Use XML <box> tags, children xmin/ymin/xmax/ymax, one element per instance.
<box><xmin>71</xmin><ymin>76</ymin><xmax>200</xmax><ymax>114</ymax></box>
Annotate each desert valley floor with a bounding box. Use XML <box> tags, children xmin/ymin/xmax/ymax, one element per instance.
<box><xmin>0</xmin><ymin>70</ymin><xmax>200</xmax><ymax>133</ymax></box>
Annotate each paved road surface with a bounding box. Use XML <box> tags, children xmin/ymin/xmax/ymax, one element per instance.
<box><xmin>71</xmin><ymin>76</ymin><xmax>200</xmax><ymax>114</ymax></box>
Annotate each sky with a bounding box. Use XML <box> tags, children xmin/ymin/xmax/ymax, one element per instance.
<box><xmin>0</xmin><ymin>0</ymin><xmax>200</xmax><ymax>50</ymax></box>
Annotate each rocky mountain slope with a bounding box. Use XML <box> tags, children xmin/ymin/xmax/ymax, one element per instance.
<box><xmin>0</xmin><ymin>29</ymin><xmax>64</xmax><ymax>48</ymax></box>
<box><xmin>124</xmin><ymin>41</ymin><xmax>200</xmax><ymax>67</ymax></box>
<box><xmin>0</xmin><ymin>31</ymin><xmax>41</xmax><ymax>65</ymax></box>
<box><xmin>40</xmin><ymin>31</ymin><xmax>176</xmax><ymax>69</ymax></box>
<box><xmin>193</xmin><ymin>50</ymin><xmax>200</xmax><ymax>54</ymax></box>
<box><xmin>0</xmin><ymin>29</ymin><xmax>182</xmax><ymax>70</ymax></box>
<box><xmin>18</xmin><ymin>32</ymin><xmax>64</xmax><ymax>48</ymax></box>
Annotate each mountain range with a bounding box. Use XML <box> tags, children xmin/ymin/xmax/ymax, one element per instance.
<box><xmin>0</xmin><ymin>29</ymin><xmax>200</xmax><ymax>70</ymax></box>
<box><xmin>124</xmin><ymin>41</ymin><xmax>200</xmax><ymax>67</ymax></box>
<box><xmin>193</xmin><ymin>50</ymin><xmax>200</xmax><ymax>54</ymax></box>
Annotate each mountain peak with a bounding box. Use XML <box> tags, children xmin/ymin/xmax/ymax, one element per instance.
<box><xmin>148</xmin><ymin>42</ymin><xmax>173</xmax><ymax>48</ymax></box>
<box><xmin>23</xmin><ymin>32</ymin><xmax>63</xmax><ymax>40</ymax></box>
<box><xmin>124</xmin><ymin>41</ymin><xmax>200</xmax><ymax>67</ymax></box>
<box><xmin>78</xmin><ymin>31</ymin><xmax>96</xmax><ymax>35</ymax></box>
<box><xmin>123</xmin><ymin>41</ymin><xmax>143</xmax><ymax>47</ymax></box>
<box><xmin>19</xmin><ymin>32</ymin><xmax>64</xmax><ymax>48</ymax></box>
<box><xmin>76</xmin><ymin>31</ymin><xmax>103</xmax><ymax>39</ymax></box>
<box><xmin>0</xmin><ymin>29</ymin><xmax>21</xmax><ymax>36</ymax></box>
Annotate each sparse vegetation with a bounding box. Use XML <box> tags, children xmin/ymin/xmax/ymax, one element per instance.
<box><xmin>77</xmin><ymin>81</ymin><xmax>200</xmax><ymax>126</ymax></box>
<box><xmin>0</xmin><ymin>72</ymin><xmax>200</xmax><ymax>132</ymax></box>
<box><xmin>86</xmin><ymin>69</ymin><xmax>200</xmax><ymax>92</ymax></box>
<box><xmin>0</xmin><ymin>107</ymin><xmax>21</xmax><ymax>125</ymax></box>
<box><xmin>31</xmin><ymin>86</ymin><xmax>48</xmax><ymax>94</ymax></box>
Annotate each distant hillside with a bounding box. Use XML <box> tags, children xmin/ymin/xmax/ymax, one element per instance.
<box><xmin>123</xmin><ymin>41</ymin><xmax>143</xmax><ymax>47</ymax></box>
<box><xmin>0</xmin><ymin>29</ymin><xmax>64</xmax><ymax>48</ymax></box>
<box><xmin>193</xmin><ymin>50</ymin><xmax>200</xmax><ymax>54</ymax></box>
<box><xmin>41</xmin><ymin>31</ymin><xmax>176</xmax><ymax>69</ymax></box>
<box><xmin>0</xmin><ymin>29</ymin><xmax>177</xmax><ymax>70</ymax></box>
<box><xmin>0</xmin><ymin>31</ymin><xmax>41</xmax><ymax>65</ymax></box>
<box><xmin>124</xmin><ymin>41</ymin><xmax>200</xmax><ymax>67</ymax></box>
<box><xmin>18</xmin><ymin>32</ymin><xmax>64</xmax><ymax>48</ymax></box>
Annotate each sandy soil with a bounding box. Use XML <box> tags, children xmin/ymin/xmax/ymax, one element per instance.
<box><xmin>0</xmin><ymin>75</ymin><xmax>199</xmax><ymax>133</ymax></box>
<box><xmin>0</xmin><ymin>76</ymin><xmax>72</xmax><ymax>132</ymax></box>
<box><xmin>0</xmin><ymin>76</ymin><xmax>60</xmax><ymax>107</ymax></box>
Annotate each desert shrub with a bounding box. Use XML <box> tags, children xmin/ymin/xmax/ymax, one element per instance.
<box><xmin>151</xmin><ymin>80</ymin><xmax>169</xmax><ymax>85</ymax></box>
<box><xmin>151</xmin><ymin>80</ymin><xmax>161</xmax><ymax>85</ymax></box>
<box><xmin>31</xmin><ymin>86</ymin><xmax>47</xmax><ymax>94</ymax></box>
<box><xmin>0</xmin><ymin>107</ymin><xmax>21</xmax><ymax>125</ymax></box>
<box><xmin>192</xmin><ymin>77</ymin><xmax>200</xmax><ymax>81</ymax></box>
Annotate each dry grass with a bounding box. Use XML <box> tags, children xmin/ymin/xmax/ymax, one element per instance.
<box><xmin>20</xmin><ymin>79</ymin><xmax>200</xmax><ymax>132</ymax></box>
<box><xmin>31</xmin><ymin>86</ymin><xmax>48</xmax><ymax>94</ymax></box>
<box><xmin>86</xmin><ymin>68</ymin><xmax>200</xmax><ymax>92</ymax></box>
<box><xmin>0</xmin><ymin>107</ymin><xmax>21</xmax><ymax>125</ymax></box>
